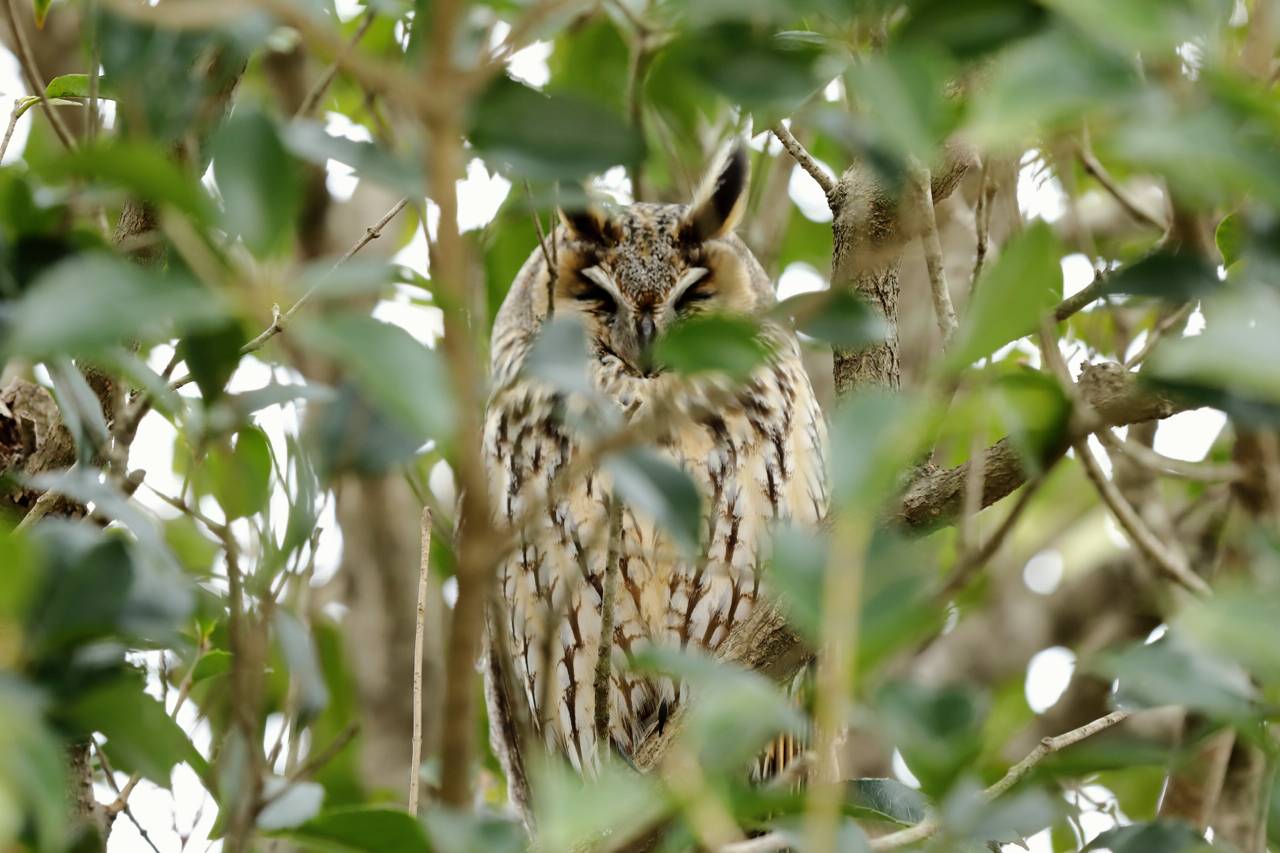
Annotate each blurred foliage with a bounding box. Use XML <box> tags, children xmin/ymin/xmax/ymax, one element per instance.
<box><xmin>0</xmin><ymin>0</ymin><xmax>1278</xmax><ymax>850</ymax></box>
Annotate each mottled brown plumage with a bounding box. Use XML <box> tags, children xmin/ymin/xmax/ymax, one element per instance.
<box><xmin>484</xmin><ymin>144</ymin><xmax>828</xmax><ymax>774</ymax></box>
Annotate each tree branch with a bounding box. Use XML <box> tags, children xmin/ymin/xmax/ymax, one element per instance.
<box><xmin>771</xmin><ymin>122</ymin><xmax>836</xmax><ymax>201</ymax></box>
<box><xmin>723</xmin><ymin>710</ymin><xmax>1133</xmax><ymax>853</ymax></box>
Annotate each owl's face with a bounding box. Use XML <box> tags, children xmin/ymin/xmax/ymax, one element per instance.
<box><xmin>551</xmin><ymin>144</ymin><xmax>756</xmax><ymax>376</ymax></box>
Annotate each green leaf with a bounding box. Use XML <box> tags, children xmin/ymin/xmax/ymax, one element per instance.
<box><xmin>191</xmin><ymin>650</ymin><xmax>233</xmax><ymax>683</ymax></box>
<box><xmin>200</xmin><ymin>427</ymin><xmax>273</xmax><ymax>520</ymax></box>
<box><xmin>52</xmin><ymin>140</ymin><xmax>212</xmax><ymax>220</ymax></box>
<box><xmin>32</xmin><ymin>0</ymin><xmax>51</xmax><ymax>26</ymax></box>
<box><xmin>772</xmin><ymin>289</ymin><xmax>887</xmax><ymax>348</ymax></box>
<box><xmin>469</xmin><ymin>76</ymin><xmax>644</xmax><ymax>180</ymax></box>
<box><xmin>1146</xmin><ymin>286</ymin><xmax>1280</xmax><ymax>418</ymax></box>
<box><xmin>845</xmin><ymin>778</ymin><xmax>929</xmax><ymax>826</ymax></box>
<box><xmin>1179</xmin><ymin>583</ymin><xmax>1280</xmax><ymax>685</ymax></box>
<box><xmin>656</xmin><ymin>22</ymin><xmax>829</xmax><ymax>119</ymax></box>
<box><xmin>633</xmin><ymin>646</ymin><xmax>805</xmax><ymax>772</ymax></box>
<box><xmin>1086</xmin><ymin>820</ymin><xmax>1210</xmax><ymax>852</ymax></box>
<box><xmin>843</xmin><ymin>46</ymin><xmax>957</xmax><ymax>166</ymax></box>
<box><xmin>874</xmin><ymin>682</ymin><xmax>986</xmax><ymax>797</ymax></box>
<box><xmin>532</xmin><ymin>755</ymin><xmax>666</xmax><ymax>851</ymax></box>
<box><xmin>525</xmin><ymin>315</ymin><xmax>594</xmax><ymax>396</ymax></box>
<box><xmin>275</xmin><ymin>806</ymin><xmax>430</xmax><ymax>852</ymax></box>
<box><xmin>0</xmin><ymin>254</ymin><xmax>225</xmax><ymax>359</ymax></box>
<box><xmin>212</xmin><ymin>105</ymin><xmax>302</xmax><ymax>256</ymax></box>
<box><xmin>1101</xmin><ymin>251</ymin><xmax>1219</xmax><ymax>301</ymax></box>
<box><xmin>945</xmin><ymin>221</ymin><xmax>1062</xmax><ymax>371</ymax></box>
<box><xmin>0</xmin><ymin>679</ymin><xmax>68</xmax><ymax>853</ymax></box>
<box><xmin>273</xmin><ymin>610</ymin><xmax>329</xmax><ymax>724</ymax></box>
<box><xmin>178</xmin><ymin>320</ymin><xmax>248</xmax><ymax>403</ymax></box>
<box><xmin>828</xmin><ymin>391</ymin><xmax>926</xmax><ymax>509</ymax></box>
<box><xmin>605</xmin><ymin>448</ymin><xmax>702</xmax><ymax>557</ymax></box>
<box><xmin>280</xmin><ymin>121</ymin><xmax>423</xmax><ymax>194</ymax></box>
<box><xmin>257</xmin><ymin>779</ymin><xmax>325</xmax><ymax>832</ymax></box>
<box><xmin>1093</xmin><ymin>631</ymin><xmax>1257</xmax><ymax>720</ymax></box>
<box><xmin>940</xmin><ymin>779</ymin><xmax>1060</xmax><ymax>844</ymax></box>
<box><xmin>44</xmin><ymin>73</ymin><xmax>116</xmax><ymax>100</ymax></box>
<box><xmin>307</xmin><ymin>383</ymin><xmax>425</xmax><ymax>478</ymax></box>
<box><xmin>898</xmin><ymin>0</ymin><xmax>1047</xmax><ymax>59</ymax></box>
<box><xmin>1216</xmin><ymin>210</ymin><xmax>1246</xmax><ymax>269</ymax></box>
<box><xmin>64</xmin><ymin>677</ymin><xmax>201</xmax><ymax>786</ymax></box>
<box><xmin>422</xmin><ymin>810</ymin><xmax>524</xmax><ymax>853</ymax></box>
<box><xmin>967</xmin><ymin>26</ymin><xmax>1139</xmax><ymax>145</ymax></box>
<box><xmin>47</xmin><ymin>359</ymin><xmax>110</xmax><ymax>466</ymax></box>
<box><xmin>294</xmin><ymin>313</ymin><xmax>454</xmax><ymax>443</ymax></box>
<box><xmin>655</xmin><ymin>314</ymin><xmax>770</xmax><ymax>379</ymax></box>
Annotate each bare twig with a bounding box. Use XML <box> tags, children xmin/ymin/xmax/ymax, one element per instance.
<box><xmin>1123</xmin><ymin>302</ymin><xmax>1194</xmax><ymax>368</ymax></box>
<box><xmin>1039</xmin><ymin>330</ymin><xmax>1210</xmax><ymax>597</ymax></box>
<box><xmin>1097</xmin><ymin>428</ymin><xmax>1240</xmax><ymax>482</ymax></box>
<box><xmin>0</xmin><ymin>103</ymin><xmax>21</xmax><ymax>162</ymax></box>
<box><xmin>971</xmin><ymin>158</ymin><xmax>991</xmax><ymax>288</ymax></box>
<box><xmin>296</xmin><ymin>9</ymin><xmax>376</xmax><ymax>118</ymax></box>
<box><xmin>1</xmin><ymin>0</ymin><xmax>77</xmax><ymax>150</ymax></box>
<box><xmin>94</xmin><ymin>742</ymin><xmax>164</xmax><ymax>853</ymax></box>
<box><xmin>772</xmin><ymin>122</ymin><xmax>836</xmax><ymax>201</ymax></box>
<box><xmin>162</xmin><ymin>195</ymin><xmax>410</xmax><ymax>395</ymax></box>
<box><xmin>1078</xmin><ymin>139</ymin><xmax>1167</xmax><ymax>232</ymax></box>
<box><xmin>409</xmin><ymin>507</ymin><xmax>433</xmax><ymax>814</ymax></box>
<box><xmin>912</xmin><ymin>162</ymin><xmax>959</xmax><ymax>346</ymax></box>
<box><xmin>941</xmin><ymin>476</ymin><xmax>1041</xmax><ymax>599</ymax></box>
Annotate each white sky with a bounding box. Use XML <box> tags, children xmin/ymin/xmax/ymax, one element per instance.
<box><xmin>1</xmin><ymin>30</ymin><xmax>1225</xmax><ymax>853</ymax></box>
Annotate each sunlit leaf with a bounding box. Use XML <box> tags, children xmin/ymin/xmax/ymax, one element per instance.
<box><xmin>532</xmin><ymin>757</ymin><xmax>665</xmax><ymax>852</ymax></box>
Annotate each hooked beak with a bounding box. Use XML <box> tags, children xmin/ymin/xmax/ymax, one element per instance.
<box><xmin>636</xmin><ymin>313</ymin><xmax>658</xmax><ymax>374</ymax></box>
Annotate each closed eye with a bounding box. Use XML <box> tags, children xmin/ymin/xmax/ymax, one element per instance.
<box><xmin>574</xmin><ymin>266</ymin><xmax>618</xmax><ymax>312</ymax></box>
<box><xmin>672</xmin><ymin>267</ymin><xmax>713</xmax><ymax>313</ymax></box>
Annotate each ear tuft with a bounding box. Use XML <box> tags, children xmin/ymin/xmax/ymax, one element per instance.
<box><xmin>682</xmin><ymin>140</ymin><xmax>749</xmax><ymax>242</ymax></box>
<box><xmin>558</xmin><ymin>206</ymin><xmax>616</xmax><ymax>245</ymax></box>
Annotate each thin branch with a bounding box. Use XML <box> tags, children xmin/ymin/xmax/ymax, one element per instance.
<box><xmin>296</xmin><ymin>9</ymin><xmax>376</xmax><ymax>118</ymax></box>
<box><xmin>1078</xmin><ymin>140</ymin><xmax>1167</xmax><ymax>232</ymax></box>
<box><xmin>0</xmin><ymin>102</ymin><xmax>21</xmax><ymax>162</ymax></box>
<box><xmin>162</xmin><ymin>195</ymin><xmax>410</xmax><ymax>395</ymax></box>
<box><xmin>912</xmin><ymin>162</ymin><xmax>958</xmax><ymax>346</ymax></box>
<box><xmin>408</xmin><ymin>507</ymin><xmax>433</xmax><ymax>814</ymax></box>
<box><xmin>94</xmin><ymin>741</ymin><xmax>164</xmax><ymax>853</ymax></box>
<box><xmin>1</xmin><ymin>0</ymin><xmax>77</xmax><ymax>151</ymax></box>
<box><xmin>1096</xmin><ymin>428</ymin><xmax>1240</xmax><ymax>482</ymax></box>
<box><xmin>1039</xmin><ymin>330</ymin><xmax>1210</xmax><ymax>598</ymax></box>
<box><xmin>592</xmin><ymin>499</ymin><xmax>623</xmax><ymax>746</ymax></box>
<box><xmin>772</xmin><ymin>122</ymin><xmax>836</xmax><ymax>201</ymax></box>
<box><xmin>941</xmin><ymin>474</ymin><xmax>1041</xmax><ymax>599</ymax></box>
<box><xmin>1052</xmin><ymin>270</ymin><xmax>1111</xmax><ymax>322</ymax></box>
<box><xmin>1123</xmin><ymin>301</ymin><xmax>1194</xmax><ymax>368</ymax></box>
<box><xmin>725</xmin><ymin>710</ymin><xmax>1134</xmax><ymax>853</ymax></box>
<box><xmin>971</xmin><ymin>158</ymin><xmax>991</xmax><ymax>288</ymax></box>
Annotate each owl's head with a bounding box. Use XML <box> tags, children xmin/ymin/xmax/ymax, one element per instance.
<box><xmin>551</xmin><ymin>142</ymin><xmax>760</xmax><ymax>376</ymax></box>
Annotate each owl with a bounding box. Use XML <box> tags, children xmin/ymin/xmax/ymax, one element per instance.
<box><xmin>483</xmin><ymin>142</ymin><xmax>829</xmax><ymax>778</ymax></box>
